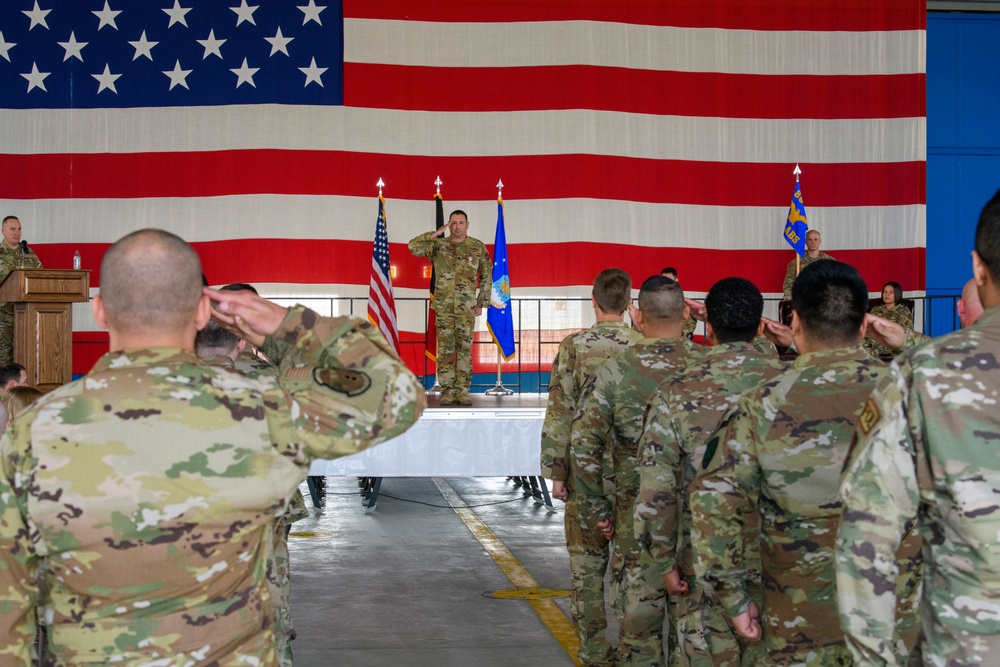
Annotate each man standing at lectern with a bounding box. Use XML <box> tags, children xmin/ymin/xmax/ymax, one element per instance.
<box><xmin>0</xmin><ymin>216</ymin><xmax>43</xmax><ymax>365</ymax></box>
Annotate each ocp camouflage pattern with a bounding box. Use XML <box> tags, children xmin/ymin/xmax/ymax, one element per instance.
<box><xmin>0</xmin><ymin>305</ymin><xmax>425</xmax><ymax>665</ymax></box>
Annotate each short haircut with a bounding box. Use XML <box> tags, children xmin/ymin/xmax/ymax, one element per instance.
<box><xmin>0</xmin><ymin>362</ymin><xmax>25</xmax><ymax>387</ymax></box>
<box><xmin>806</xmin><ymin>229</ymin><xmax>821</xmax><ymax>238</ymax></box>
<box><xmin>2</xmin><ymin>216</ymin><xmax>18</xmax><ymax>227</ymax></box>
<box><xmin>448</xmin><ymin>210</ymin><xmax>468</xmax><ymax>221</ymax></box>
<box><xmin>882</xmin><ymin>281</ymin><xmax>903</xmax><ymax>305</ymax></box>
<box><xmin>637</xmin><ymin>275</ymin><xmax>684</xmax><ymax>323</ymax></box>
<box><xmin>705</xmin><ymin>277</ymin><xmax>764</xmax><ymax>344</ymax></box>
<box><xmin>195</xmin><ymin>320</ymin><xmax>240</xmax><ymax>358</ymax></box>
<box><xmin>975</xmin><ymin>187</ymin><xmax>1000</xmax><ymax>281</ymax></box>
<box><xmin>791</xmin><ymin>260</ymin><xmax>868</xmax><ymax>345</ymax></box>
<box><xmin>660</xmin><ymin>267</ymin><xmax>678</xmax><ymax>278</ymax></box>
<box><xmin>221</xmin><ymin>282</ymin><xmax>260</xmax><ymax>295</ymax></box>
<box><xmin>591</xmin><ymin>268</ymin><xmax>632</xmax><ymax>315</ymax></box>
<box><xmin>100</xmin><ymin>229</ymin><xmax>203</xmax><ymax>335</ymax></box>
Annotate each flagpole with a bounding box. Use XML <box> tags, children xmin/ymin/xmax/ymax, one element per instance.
<box><xmin>794</xmin><ymin>164</ymin><xmax>801</xmax><ymax>277</ymax></box>
<box><xmin>427</xmin><ymin>176</ymin><xmax>444</xmax><ymax>396</ymax></box>
<box><xmin>485</xmin><ymin>179</ymin><xmax>514</xmax><ymax>396</ymax></box>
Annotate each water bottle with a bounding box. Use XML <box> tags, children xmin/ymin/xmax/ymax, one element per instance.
<box><xmin>73</xmin><ymin>250</ymin><xmax>81</xmax><ymax>270</ymax></box>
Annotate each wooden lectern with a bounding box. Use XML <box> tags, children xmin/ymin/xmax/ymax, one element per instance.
<box><xmin>0</xmin><ymin>270</ymin><xmax>90</xmax><ymax>391</ymax></box>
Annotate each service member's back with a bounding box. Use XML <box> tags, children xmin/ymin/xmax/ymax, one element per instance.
<box><xmin>0</xmin><ymin>229</ymin><xmax>425</xmax><ymax>665</ymax></box>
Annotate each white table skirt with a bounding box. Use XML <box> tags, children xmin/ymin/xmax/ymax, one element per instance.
<box><xmin>309</xmin><ymin>404</ymin><xmax>546</xmax><ymax>477</ymax></box>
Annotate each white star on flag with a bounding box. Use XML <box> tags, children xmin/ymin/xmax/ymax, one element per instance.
<box><xmin>21</xmin><ymin>62</ymin><xmax>49</xmax><ymax>92</ymax></box>
<box><xmin>231</xmin><ymin>1</ymin><xmax>259</xmax><ymax>27</ymax></box>
<box><xmin>0</xmin><ymin>32</ymin><xmax>14</xmax><ymax>62</ymax></box>
<box><xmin>23</xmin><ymin>1</ymin><xmax>51</xmax><ymax>31</ymax></box>
<box><xmin>299</xmin><ymin>57</ymin><xmax>327</xmax><ymax>87</ymax></box>
<box><xmin>197</xmin><ymin>30</ymin><xmax>226</xmax><ymax>59</ymax></box>
<box><xmin>163</xmin><ymin>60</ymin><xmax>192</xmax><ymax>90</ymax></box>
<box><xmin>162</xmin><ymin>0</ymin><xmax>192</xmax><ymax>28</ymax></box>
<box><xmin>230</xmin><ymin>57</ymin><xmax>259</xmax><ymax>88</ymax></box>
<box><xmin>93</xmin><ymin>1</ymin><xmax>122</xmax><ymax>31</ymax></box>
<box><xmin>58</xmin><ymin>32</ymin><xmax>88</xmax><ymax>62</ymax></box>
<box><xmin>298</xmin><ymin>0</ymin><xmax>325</xmax><ymax>26</ymax></box>
<box><xmin>93</xmin><ymin>64</ymin><xmax>122</xmax><ymax>94</ymax></box>
<box><xmin>265</xmin><ymin>27</ymin><xmax>294</xmax><ymax>56</ymax></box>
<box><xmin>129</xmin><ymin>31</ymin><xmax>158</xmax><ymax>61</ymax></box>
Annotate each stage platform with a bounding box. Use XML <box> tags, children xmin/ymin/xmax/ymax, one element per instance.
<box><xmin>308</xmin><ymin>393</ymin><xmax>547</xmax><ymax>478</ymax></box>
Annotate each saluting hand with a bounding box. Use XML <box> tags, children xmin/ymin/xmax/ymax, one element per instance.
<box><xmin>205</xmin><ymin>287</ymin><xmax>289</xmax><ymax>343</ymax></box>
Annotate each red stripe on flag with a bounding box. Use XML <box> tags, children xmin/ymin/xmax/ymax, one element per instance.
<box><xmin>36</xmin><ymin>241</ymin><xmax>925</xmax><ymax>296</ymax></box>
<box><xmin>345</xmin><ymin>65</ymin><xmax>926</xmax><ymax>120</ymax></box>
<box><xmin>343</xmin><ymin>0</ymin><xmax>924</xmax><ymax>32</ymax></box>
<box><xmin>3</xmin><ymin>153</ymin><xmax>926</xmax><ymax>207</ymax></box>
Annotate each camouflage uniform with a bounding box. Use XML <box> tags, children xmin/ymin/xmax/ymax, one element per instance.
<box><xmin>572</xmin><ymin>336</ymin><xmax>700</xmax><ymax>666</ymax></box>
<box><xmin>234</xmin><ymin>348</ymin><xmax>277</xmax><ymax>376</ymax></box>
<box><xmin>200</xmin><ymin>352</ymin><xmax>308</xmax><ymax>667</ymax></box>
<box><xmin>682</xmin><ymin>317</ymin><xmax>697</xmax><ymax>339</ymax></box>
<box><xmin>782</xmin><ymin>252</ymin><xmax>834</xmax><ymax>299</ymax></box>
<box><xmin>837</xmin><ymin>306</ymin><xmax>1000</xmax><ymax>666</ymax></box>
<box><xmin>0</xmin><ymin>242</ymin><xmax>42</xmax><ymax>365</ymax></box>
<box><xmin>409</xmin><ymin>232</ymin><xmax>491</xmax><ymax>400</ymax></box>
<box><xmin>635</xmin><ymin>342</ymin><xmax>785</xmax><ymax>667</ymax></box>
<box><xmin>541</xmin><ymin>321</ymin><xmax>643</xmax><ymax>666</ymax></box>
<box><xmin>0</xmin><ymin>306</ymin><xmax>425</xmax><ymax>665</ymax></box>
<box><xmin>864</xmin><ymin>303</ymin><xmax>914</xmax><ymax>359</ymax></box>
<box><xmin>752</xmin><ymin>336</ymin><xmax>780</xmax><ymax>359</ymax></box>
<box><xmin>690</xmin><ymin>345</ymin><xmax>912</xmax><ymax>666</ymax></box>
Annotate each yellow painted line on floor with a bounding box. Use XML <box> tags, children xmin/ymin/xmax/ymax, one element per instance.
<box><xmin>488</xmin><ymin>588</ymin><xmax>570</xmax><ymax>600</ymax></box>
<box><xmin>431</xmin><ymin>477</ymin><xmax>580</xmax><ymax>666</ymax></box>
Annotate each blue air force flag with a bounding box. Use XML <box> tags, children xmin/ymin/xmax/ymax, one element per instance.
<box><xmin>487</xmin><ymin>199</ymin><xmax>516</xmax><ymax>360</ymax></box>
<box><xmin>783</xmin><ymin>180</ymin><xmax>809</xmax><ymax>257</ymax></box>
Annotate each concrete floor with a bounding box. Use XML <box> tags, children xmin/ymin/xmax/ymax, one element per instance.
<box><xmin>287</xmin><ymin>476</ymin><xmax>586</xmax><ymax>667</ymax></box>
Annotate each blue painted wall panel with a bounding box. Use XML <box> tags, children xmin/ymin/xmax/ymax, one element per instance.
<box><xmin>928</xmin><ymin>13</ymin><xmax>1000</xmax><ymax>318</ymax></box>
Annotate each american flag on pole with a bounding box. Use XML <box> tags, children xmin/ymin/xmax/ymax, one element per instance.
<box><xmin>367</xmin><ymin>194</ymin><xmax>398</xmax><ymax>352</ymax></box>
<box><xmin>0</xmin><ymin>0</ymin><xmax>925</xmax><ymax>375</ymax></box>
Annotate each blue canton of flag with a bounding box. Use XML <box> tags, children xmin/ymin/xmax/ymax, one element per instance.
<box><xmin>368</xmin><ymin>195</ymin><xmax>399</xmax><ymax>352</ymax></box>
<box><xmin>0</xmin><ymin>0</ymin><xmax>344</xmax><ymax>109</ymax></box>
<box><xmin>783</xmin><ymin>178</ymin><xmax>808</xmax><ymax>257</ymax></box>
<box><xmin>487</xmin><ymin>198</ymin><xmax>515</xmax><ymax>361</ymax></box>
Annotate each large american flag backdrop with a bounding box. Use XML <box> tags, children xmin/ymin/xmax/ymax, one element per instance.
<box><xmin>0</xmin><ymin>0</ymin><xmax>925</xmax><ymax>375</ymax></box>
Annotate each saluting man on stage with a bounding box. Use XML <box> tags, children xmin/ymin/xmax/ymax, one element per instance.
<box><xmin>409</xmin><ymin>210</ymin><xmax>492</xmax><ymax>405</ymax></box>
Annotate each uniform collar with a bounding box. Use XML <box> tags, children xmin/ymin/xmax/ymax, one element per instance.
<box><xmin>791</xmin><ymin>343</ymin><xmax>870</xmax><ymax>369</ymax></box>
<box><xmin>90</xmin><ymin>347</ymin><xmax>200</xmax><ymax>373</ymax></box>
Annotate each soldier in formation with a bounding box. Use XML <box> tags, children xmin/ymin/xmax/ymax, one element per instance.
<box><xmin>195</xmin><ymin>313</ymin><xmax>308</xmax><ymax>667</ymax></box>
<box><xmin>572</xmin><ymin>275</ymin><xmax>699</xmax><ymax>666</ymax></box>
<box><xmin>541</xmin><ymin>268</ymin><xmax>643</xmax><ymax>667</ymax></box>
<box><xmin>0</xmin><ymin>229</ymin><xmax>425</xmax><ymax>664</ymax></box>
<box><xmin>635</xmin><ymin>276</ymin><xmax>784</xmax><ymax>666</ymax></box>
<box><xmin>691</xmin><ymin>260</ymin><xmax>921</xmax><ymax>665</ymax></box>
<box><xmin>837</xmin><ymin>186</ymin><xmax>1000</xmax><ymax>665</ymax></box>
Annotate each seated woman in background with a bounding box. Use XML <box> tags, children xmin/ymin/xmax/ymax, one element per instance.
<box><xmin>865</xmin><ymin>281</ymin><xmax>912</xmax><ymax>358</ymax></box>
<box><xmin>2</xmin><ymin>384</ymin><xmax>43</xmax><ymax>432</ymax></box>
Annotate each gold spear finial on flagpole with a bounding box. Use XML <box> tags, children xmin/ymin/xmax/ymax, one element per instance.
<box><xmin>793</xmin><ymin>164</ymin><xmax>801</xmax><ymax>183</ymax></box>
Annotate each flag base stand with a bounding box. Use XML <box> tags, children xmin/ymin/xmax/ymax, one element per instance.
<box><xmin>485</xmin><ymin>381</ymin><xmax>514</xmax><ymax>396</ymax></box>
<box><xmin>425</xmin><ymin>380</ymin><xmax>443</xmax><ymax>396</ymax></box>
<box><xmin>484</xmin><ymin>362</ymin><xmax>513</xmax><ymax>396</ymax></box>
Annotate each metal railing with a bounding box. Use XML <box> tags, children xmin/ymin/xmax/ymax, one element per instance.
<box><xmin>263</xmin><ymin>294</ymin><xmax>962</xmax><ymax>394</ymax></box>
